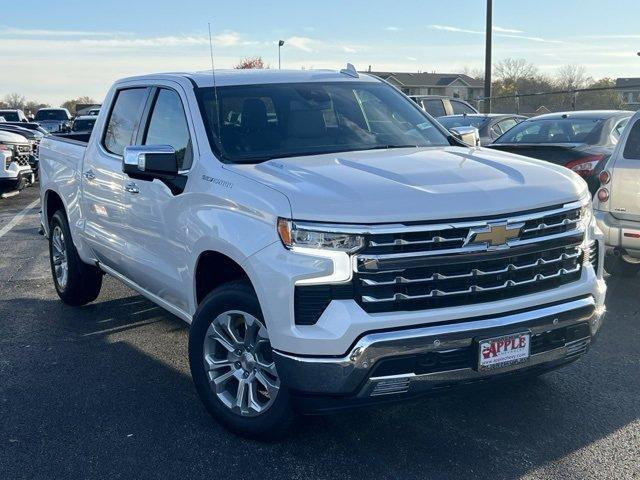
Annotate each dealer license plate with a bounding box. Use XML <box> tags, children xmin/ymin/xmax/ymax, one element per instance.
<box><xmin>478</xmin><ymin>332</ymin><xmax>530</xmax><ymax>371</ymax></box>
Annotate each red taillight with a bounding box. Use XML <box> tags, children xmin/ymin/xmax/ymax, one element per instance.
<box><xmin>597</xmin><ymin>188</ymin><xmax>609</xmax><ymax>202</ymax></box>
<box><xmin>565</xmin><ymin>154</ymin><xmax>604</xmax><ymax>177</ymax></box>
<box><xmin>598</xmin><ymin>170</ymin><xmax>611</xmax><ymax>185</ymax></box>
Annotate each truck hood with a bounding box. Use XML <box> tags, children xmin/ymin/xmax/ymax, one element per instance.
<box><xmin>226</xmin><ymin>146</ymin><xmax>588</xmax><ymax>223</ymax></box>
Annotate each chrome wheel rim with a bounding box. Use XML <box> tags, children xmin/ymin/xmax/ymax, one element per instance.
<box><xmin>51</xmin><ymin>225</ymin><xmax>68</xmax><ymax>289</ymax></box>
<box><xmin>203</xmin><ymin>310</ymin><xmax>280</xmax><ymax>417</ymax></box>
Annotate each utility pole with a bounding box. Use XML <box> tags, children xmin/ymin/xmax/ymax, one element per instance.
<box><xmin>483</xmin><ymin>0</ymin><xmax>492</xmax><ymax>113</ymax></box>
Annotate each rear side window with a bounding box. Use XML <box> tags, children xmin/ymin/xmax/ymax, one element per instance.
<box><xmin>451</xmin><ymin>100</ymin><xmax>475</xmax><ymax>115</ymax></box>
<box><xmin>423</xmin><ymin>99</ymin><xmax>446</xmax><ymax>117</ymax></box>
<box><xmin>144</xmin><ymin>89</ymin><xmax>193</xmax><ymax>170</ymax></box>
<box><xmin>103</xmin><ymin>88</ymin><xmax>148</xmax><ymax>156</ymax></box>
<box><xmin>623</xmin><ymin>120</ymin><xmax>640</xmax><ymax>160</ymax></box>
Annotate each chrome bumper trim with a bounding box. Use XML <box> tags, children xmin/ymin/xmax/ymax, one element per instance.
<box><xmin>273</xmin><ymin>296</ymin><xmax>603</xmax><ymax>395</ymax></box>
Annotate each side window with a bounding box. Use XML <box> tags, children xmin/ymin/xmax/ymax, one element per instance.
<box><xmin>424</xmin><ymin>99</ymin><xmax>446</xmax><ymax>117</ymax></box>
<box><xmin>489</xmin><ymin>123</ymin><xmax>503</xmax><ymax>139</ymax></box>
<box><xmin>497</xmin><ymin>118</ymin><xmax>518</xmax><ymax>134</ymax></box>
<box><xmin>103</xmin><ymin>88</ymin><xmax>148</xmax><ymax>156</ymax></box>
<box><xmin>451</xmin><ymin>100</ymin><xmax>475</xmax><ymax>115</ymax></box>
<box><xmin>612</xmin><ymin>118</ymin><xmax>629</xmax><ymax>142</ymax></box>
<box><xmin>623</xmin><ymin>120</ymin><xmax>640</xmax><ymax>160</ymax></box>
<box><xmin>144</xmin><ymin>89</ymin><xmax>193</xmax><ymax>170</ymax></box>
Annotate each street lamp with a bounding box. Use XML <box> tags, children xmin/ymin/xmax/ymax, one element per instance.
<box><xmin>278</xmin><ymin>40</ymin><xmax>285</xmax><ymax>69</ymax></box>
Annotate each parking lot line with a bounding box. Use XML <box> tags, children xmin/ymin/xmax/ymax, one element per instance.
<box><xmin>0</xmin><ymin>198</ymin><xmax>40</xmax><ymax>238</ymax></box>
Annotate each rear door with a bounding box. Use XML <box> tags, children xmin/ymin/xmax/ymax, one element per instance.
<box><xmin>422</xmin><ymin>98</ymin><xmax>446</xmax><ymax>118</ymax></box>
<box><xmin>609</xmin><ymin>116</ymin><xmax>640</xmax><ymax>222</ymax></box>
<box><xmin>118</xmin><ymin>84</ymin><xmax>196</xmax><ymax>313</ymax></box>
<box><xmin>81</xmin><ymin>87</ymin><xmax>150</xmax><ymax>271</ymax></box>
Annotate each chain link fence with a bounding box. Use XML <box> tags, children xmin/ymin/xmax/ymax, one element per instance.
<box><xmin>476</xmin><ymin>84</ymin><xmax>640</xmax><ymax>116</ymax></box>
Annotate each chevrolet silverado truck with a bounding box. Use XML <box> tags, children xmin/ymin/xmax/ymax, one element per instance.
<box><xmin>39</xmin><ymin>67</ymin><xmax>606</xmax><ymax>438</ymax></box>
<box><xmin>0</xmin><ymin>130</ymin><xmax>35</xmax><ymax>193</ymax></box>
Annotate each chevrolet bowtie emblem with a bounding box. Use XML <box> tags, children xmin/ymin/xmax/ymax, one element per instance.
<box><xmin>465</xmin><ymin>222</ymin><xmax>523</xmax><ymax>249</ymax></box>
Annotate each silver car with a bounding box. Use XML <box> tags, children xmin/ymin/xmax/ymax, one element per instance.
<box><xmin>594</xmin><ymin>110</ymin><xmax>640</xmax><ymax>276</ymax></box>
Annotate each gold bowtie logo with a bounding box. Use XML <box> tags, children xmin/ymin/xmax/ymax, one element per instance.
<box><xmin>466</xmin><ymin>223</ymin><xmax>522</xmax><ymax>248</ymax></box>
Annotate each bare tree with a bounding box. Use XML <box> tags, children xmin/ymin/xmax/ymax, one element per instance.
<box><xmin>494</xmin><ymin>58</ymin><xmax>538</xmax><ymax>84</ymax></box>
<box><xmin>3</xmin><ymin>93</ymin><xmax>27</xmax><ymax>109</ymax></box>
<box><xmin>234</xmin><ymin>56</ymin><xmax>268</xmax><ymax>69</ymax></box>
<box><xmin>555</xmin><ymin>64</ymin><xmax>591</xmax><ymax>90</ymax></box>
<box><xmin>24</xmin><ymin>100</ymin><xmax>51</xmax><ymax>116</ymax></box>
<box><xmin>462</xmin><ymin>66</ymin><xmax>484</xmax><ymax>80</ymax></box>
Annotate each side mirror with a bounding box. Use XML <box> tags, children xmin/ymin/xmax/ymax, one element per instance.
<box><xmin>123</xmin><ymin>145</ymin><xmax>178</xmax><ymax>181</ymax></box>
<box><xmin>449</xmin><ymin>126</ymin><xmax>480</xmax><ymax>147</ymax></box>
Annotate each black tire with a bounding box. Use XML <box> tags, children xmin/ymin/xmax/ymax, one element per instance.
<box><xmin>189</xmin><ymin>280</ymin><xmax>295</xmax><ymax>440</ymax></box>
<box><xmin>604</xmin><ymin>255</ymin><xmax>640</xmax><ymax>277</ymax></box>
<box><xmin>48</xmin><ymin>210</ymin><xmax>103</xmax><ymax>306</ymax></box>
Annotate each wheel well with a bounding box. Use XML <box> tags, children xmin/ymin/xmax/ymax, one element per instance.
<box><xmin>195</xmin><ymin>251</ymin><xmax>251</xmax><ymax>305</ymax></box>
<box><xmin>45</xmin><ymin>190</ymin><xmax>64</xmax><ymax>225</ymax></box>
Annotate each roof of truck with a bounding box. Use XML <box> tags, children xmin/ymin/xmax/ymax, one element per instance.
<box><xmin>117</xmin><ymin>69</ymin><xmax>381</xmax><ymax>88</ymax></box>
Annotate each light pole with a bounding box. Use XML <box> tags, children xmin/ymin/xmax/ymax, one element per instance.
<box><xmin>278</xmin><ymin>40</ymin><xmax>285</xmax><ymax>69</ymax></box>
<box><xmin>483</xmin><ymin>0</ymin><xmax>492</xmax><ymax>113</ymax></box>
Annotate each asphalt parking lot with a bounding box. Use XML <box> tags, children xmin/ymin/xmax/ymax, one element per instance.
<box><xmin>1</xmin><ymin>186</ymin><xmax>639</xmax><ymax>480</ymax></box>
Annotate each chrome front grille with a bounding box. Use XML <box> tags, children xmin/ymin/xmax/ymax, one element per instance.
<box><xmin>293</xmin><ymin>201</ymin><xmax>588</xmax><ymax>324</ymax></box>
<box><xmin>354</xmin><ymin>201</ymin><xmax>585</xmax><ymax>314</ymax></box>
<box><xmin>11</xmin><ymin>145</ymin><xmax>31</xmax><ymax>167</ymax></box>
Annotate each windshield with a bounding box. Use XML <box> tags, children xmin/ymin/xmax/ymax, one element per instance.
<box><xmin>438</xmin><ymin>116</ymin><xmax>488</xmax><ymax>129</ymax></box>
<box><xmin>73</xmin><ymin>119</ymin><xmax>96</xmax><ymax>131</ymax></box>
<box><xmin>495</xmin><ymin>117</ymin><xmax>603</xmax><ymax>144</ymax></box>
<box><xmin>197</xmin><ymin>81</ymin><xmax>450</xmax><ymax>163</ymax></box>
<box><xmin>0</xmin><ymin>111</ymin><xmax>19</xmax><ymax>121</ymax></box>
<box><xmin>35</xmin><ymin>110</ymin><xmax>69</xmax><ymax>121</ymax></box>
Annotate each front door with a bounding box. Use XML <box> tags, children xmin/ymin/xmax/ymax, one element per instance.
<box><xmin>119</xmin><ymin>86</ymin><xmax>195</xmax><ymax>313</ymax></box>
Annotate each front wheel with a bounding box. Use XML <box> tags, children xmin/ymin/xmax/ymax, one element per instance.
<box><xmin>188</xmin><ymin>281</ymin><xmax>294</xmax><ymax>439</ymax></box>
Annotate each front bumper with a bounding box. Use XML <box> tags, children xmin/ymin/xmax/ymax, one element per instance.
<box><xmin>274</xmin><ymin>296</ymin><xmax>603</xmax><ymax>409</ymax></box>
<box><xmin>595</xmin><ymin>210</ymin><xmax>640</xmax><ymax>260</ymax></box>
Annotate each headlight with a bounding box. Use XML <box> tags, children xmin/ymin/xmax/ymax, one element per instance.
<box><xmin>277</xmin><ymin>218</ymin><xmax>364</xmax><ymax>253</ymax></box>
<box><xmin>580</xmin><ymin>195</ymin><xmax>593</xmax><ymax>229</ymax></box>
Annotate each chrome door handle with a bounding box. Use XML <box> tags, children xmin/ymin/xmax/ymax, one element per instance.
<box><xmin>83</xmin><ymin>170</ymin><xmax>96</xmax><ymax>181</ymax></box>
<box><xmin>124</xmin><ymin>182</ymin><xmax>140</xmax><ymax>194</ymax></box>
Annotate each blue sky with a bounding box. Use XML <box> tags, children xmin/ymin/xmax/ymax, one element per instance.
<box><xmin>2</xmin><ymin>0</ymin><xmax>640</xmax><ymax>105</ymax></box>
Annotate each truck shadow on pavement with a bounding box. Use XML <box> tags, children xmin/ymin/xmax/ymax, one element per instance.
<box><xmin>1</xmin><ymin>275</ymin><xmax>638</xmax><ymax>480</ymax></box>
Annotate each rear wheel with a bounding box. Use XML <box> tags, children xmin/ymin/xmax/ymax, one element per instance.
<box><xmin>189</xmin><ymin>281</ymin><xmax>294</xmax><ymax>439</ymax></box>
<box><xmin>605</xmin><ymin>254</ymin><xmax>640</xmax><ymax>277</ymax></box>
<box><xmin>49</xmin><ymin>210</ymin><xmax>103</xmax><ymax>306</ymax></box>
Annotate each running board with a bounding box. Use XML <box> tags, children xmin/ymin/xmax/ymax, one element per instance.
<box><xmin>97</xmin><ymin>262</ymin><xmax>193</xmax><ymax>324</ymax></box>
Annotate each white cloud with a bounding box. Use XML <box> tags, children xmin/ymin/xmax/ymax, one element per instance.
<box><xmin>428</xmin><ymin>24</ymin><xmax>563</xmax><ymax>44</ymax></box>
<box><xmin>213</xmin><ymin>30</ymin><xmax>256</xmax><ymax>47</ymax></box>
<box><xmin>0</xmin><ymin>26</ymin><xmax>125</xmax><ymax>37</ymax></box>
<box><xmin>384</xmin><ymin>27</ymin><xmax>402</xmax><ymax>32</ymax></box>
<box><xmin>492</xmin><ymin>26</ymin><xmax>523</xmax><ymax>34</ymax></box>
<box><xmin>285</xmin><ymin>36</ymin><xmax>320</xmax><ymax>52</ymax></box>
<box><xmin>429</xmin><ymin>25</ymin><xmax>483</xmax><ymax>34</ymax></box>
<box><xmin>341</xmin><ymin>45</ymin><xmax>357</xmax><ymax>54</ymax></box>
<box><xmin>406</xmin><ymin>56</ymin><xmax>418</xmax><ymax>61</ymax></box>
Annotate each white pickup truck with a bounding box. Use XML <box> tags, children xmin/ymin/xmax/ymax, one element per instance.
<box><xmin>39</xmin><ymin>67</ymin><xmax>606</xmax><ymax>438</ymax></box>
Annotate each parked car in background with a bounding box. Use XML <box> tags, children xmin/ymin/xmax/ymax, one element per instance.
<box><xmin>0</xmin><ymin>124</ymin><xmax>42</xmax><ymax>174</ymax></box>
<box><xmin>0</xmin><ymin>109</ymin><xmax>29</xmax><ymax>122</ymax></box>
<box><xmin>594</xmin><ymin>110</ymin><xmax>640</xmax><ymax>277</ymax></box>
<box><xmin>488</xmin><ymin>111</ymin><xmax>633</xmax><ymax>194</ymax></box>
<box><xmin>87</xmin><ymin>108</ymin><xmax>100</xmax><ymax>116</ymax></box>
<box><xmin>0</xmin><ymin>130</ymin><xmax>35</xmax><ymax>193</ymax></box>
<box><xmin>39</xmin><ymin>68</ymin><xmax>605</xmax><ymax>438</ymax></box>
<box><xmin>409</xmin><ymin>95</ymin><xmax>479</xmax><ymax>117</ymax></box>
<box><xmin>34</xmin><ymin>108</ymin><xmax>72</xmax><ymax>133</ymax></box>
<box><xmin>2</xmin><ymin>121</ymin><xmax>49</xmax><ymax>135</ymax></box>
<box><xmin>70</xmin><ymin>115</ymin><xmax>97</xmax><ymax>134</ymax></box>
<box><xmin>438</xmin><ymin>114</ymin><xmax>527</xmax><ymax>146</ymax></box>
